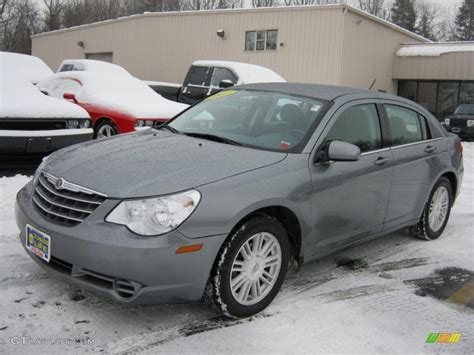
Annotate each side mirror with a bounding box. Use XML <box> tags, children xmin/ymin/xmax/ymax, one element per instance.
<box><xmin>328</xmin><ymin>140</ymin><xmax>361</xmax><ymax>162</ymax></box>
<box><xmin>63</xmin><ymin>93</ymin><xmax>78</xmax><ymax>103</ymax></box>
<box><xmin>219</xmin><ymin>80</ymin><xmax>235</xmax><ymax>89</ymax></box>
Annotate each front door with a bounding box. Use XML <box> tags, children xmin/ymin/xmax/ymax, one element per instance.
<box><xmin>308</xmin><ymin>102</ymin><xmax>393</xmax><ymax>256</ymax></box>
<box><xmin>179</xmin><ymin>65</ymin><xmax>212</xmax><ymax>105</ymax></box>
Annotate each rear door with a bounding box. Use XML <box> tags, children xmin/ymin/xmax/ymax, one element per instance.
<box><xmin>308</xmin><ymin>100</ymin><xmax>393</xmax><ymax>255</ymax></box>
<box><xmin>382</xmin><ymin>102</ymin><xmax>447</xmax><ymax>230</ymax></box>
<box><xmin>179</xmin><ymin>65</ymin><xmax>212</xmax><ymax>105</ymax></box>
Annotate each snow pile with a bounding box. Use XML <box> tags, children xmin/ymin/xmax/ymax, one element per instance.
<box><xmin>0</xmin><ymin>69</ymin><xmax>90</xmax><ymax>119</ymax></box>
<box><xmin>57</xmin><ymin>59</ymin><xmax>131</xmax><ymax>76</ymax></box>
<box><xmin>0</xmin><ymin>52</ymin><xmax>53</xmax><ymax>84</ymax></box>
<box><xmin>193</xmin><ymin>60</ymin><xmax>286</xmax><ymax>85</ymax></box>
<box><xmin>37</xmin><ymin>72</ymin><xmax>188</xmax><ymax>119</ymax></box>
<box><xmin>397</xmin><ymin>43</ymin><xmax>474</xmax><ymax>57</ymax></box>
<box><xmin>0</xmin><ymin>175</ymin><xmax>30</xmax><ymax>236</ymax></box>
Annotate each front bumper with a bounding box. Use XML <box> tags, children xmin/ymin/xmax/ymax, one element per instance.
<box><xmin>15</xmin><ymin>182</ymin><xmax>227</xmax><ymax>303</ymax></box>
<box><xmin>0</xmin><ymin>128</ymin><xmax>93</xmax><ymax>154</ymax></box>
<box><xmin>445</xmin><ymin>126</ymin><xmax>474</xmax><ymax>140</ymax></box>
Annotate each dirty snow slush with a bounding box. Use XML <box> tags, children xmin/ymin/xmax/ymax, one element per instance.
<box><xmin>1</xmin><ymin>143</ymin><xmax>473</xmax><ymax>353</ymax></box>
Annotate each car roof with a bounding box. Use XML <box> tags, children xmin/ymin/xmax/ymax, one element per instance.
<box><xmin>235</xmin><ymin>83</ymin><xmax>394</xmax><ymax>101</ymax></box>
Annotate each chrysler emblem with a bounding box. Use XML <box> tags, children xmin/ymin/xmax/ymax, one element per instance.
<box><xmin>55</xmin><ymin>178</ymin><xmax>65</xmax><ymax>190</ymax></box>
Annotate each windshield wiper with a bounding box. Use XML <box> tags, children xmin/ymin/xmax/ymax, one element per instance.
<box><xmin>183</xmin><ymin>132</ymin><xmax>242</xmax><ymax>146</ymax></box>
<box><xmin>157</xmin><ymin>125</ymin><xmax>180</xmax><ymax>134</ymax></box>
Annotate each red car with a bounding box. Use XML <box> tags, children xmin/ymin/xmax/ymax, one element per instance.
<box><xmin>37</xmin><ymin>71</ymin><xmax>188</xmax><ymax>138</ymax></box>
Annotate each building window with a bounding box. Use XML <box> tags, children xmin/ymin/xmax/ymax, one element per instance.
<box><xmin>398</xmin><ymin>80</ymin><xmax>474</xmax><ymax>120</ymax></box>
<box><xmin>245</xmin><ymin>30</ymin><xmax>277</xmax><ymax>51</ymax></box>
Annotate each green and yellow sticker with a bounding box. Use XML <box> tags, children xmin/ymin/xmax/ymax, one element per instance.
<box><xmin>205</xmin><ymin>90</ymin><xmax>237</xmax><ymax>101</ymax></box>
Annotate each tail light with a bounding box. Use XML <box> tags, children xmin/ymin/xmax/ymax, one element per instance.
<box><xmin>457</xmin><ymin>141</ymin><xmax>463</xmax><ymax>154</ymax></box>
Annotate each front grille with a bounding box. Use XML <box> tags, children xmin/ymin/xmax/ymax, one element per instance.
<box><xmin>450</xmin><ymin>118</ymin><xmax>467</xmax><ymax>128</ymax></box>
<box><xmin>0</xmin><ymin>120</ymin><xmax>66</xmax><ymax>130</ymax></box>
<box><xmin>33</xmin><ymin>172</ymin><xmax>107</xmax><ymax>226</ymax></box>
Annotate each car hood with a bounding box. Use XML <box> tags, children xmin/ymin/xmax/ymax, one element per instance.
<box><xmin>43</xmin><ymin>130</ymin><xmax>287</xmax><ymax>198</ymax></box>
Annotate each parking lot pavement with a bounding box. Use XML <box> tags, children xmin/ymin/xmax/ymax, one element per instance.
<box><xmin>0</xmin><ymin>144</ymin><xmax>473</xmax><ymax>353</ymax></box>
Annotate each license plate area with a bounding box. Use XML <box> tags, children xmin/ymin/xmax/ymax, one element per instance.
<box><xmin>26</xmin><ymin>224</ymin><xmax>51</xmax><ymax>262</ymax></box>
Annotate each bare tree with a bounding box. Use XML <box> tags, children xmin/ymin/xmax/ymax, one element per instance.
<box><xmin>0</xmin><ymin>0</ymin><xmax>40</xmax><ymax>54</ymax></box>
<box><xmin>42</xmin><ymin>0</ymin><xmax>64</xmax><ymax>31</ymax></box>
<box><xmin>286</xmin><ymin>0</ymin><xmax>341</xmax><ymax>4</ymax></box>
<box><xmin>357</xmin><ymin>0</ymin><xmax>389</xmax><ymax>19</ymax></box>
<box><xmin>252</xmin><ymin>0</ymin><xmax>275</xmax><ymax>7</ymax></box>
<box><xmin>415</xmin><ymin>1</ymin><xmax>439</xmax><ymax>40</ymax></box>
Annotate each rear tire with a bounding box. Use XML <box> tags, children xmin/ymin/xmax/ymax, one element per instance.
<box><xmin>409</xmin><ymin>177</ymin><xmax>452</xmax><ymax>241</ymax></box>
<box><xmin>95</xmin><ymin>120</ymin><xmax>118</xmax><ymax>139</ymax></box>
<box><xmin>207</xmin><ymin>214</ymin><xmax>290</xmax><ymax>318</ymax></box>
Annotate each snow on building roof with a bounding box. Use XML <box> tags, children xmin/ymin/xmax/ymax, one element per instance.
<box><xmin>397</xmin><ymin>42</ymin><xmax>474</xmax><ymax>57</ymax></box>
<box><xmin>0</xmin><ymin>52</ymin><xmax>53</xmax><ymax>84</ymax></box>
<box><xmin>192</xmin><ymin>60</ymin><xmax>285</xmax><ymax>84</ymax></box>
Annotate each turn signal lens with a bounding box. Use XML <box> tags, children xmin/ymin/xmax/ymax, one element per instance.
<box><xmin>175</xmin><ymin>244</ymin><xmax>203</xmax><ymax>254</ymax></box>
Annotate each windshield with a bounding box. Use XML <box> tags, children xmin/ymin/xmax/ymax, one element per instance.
<box><xmin>454</xmin><ymin>105</ymin><xmax>474</xmax><ymax>115</ymax></box>
<box><xmin>168</xmin><ymin>89</ymin><xmax>328</xmax><ymax>152</ymax></box>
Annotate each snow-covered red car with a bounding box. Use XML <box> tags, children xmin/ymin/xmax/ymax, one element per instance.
<box><xmin>0</xmin><ymin>52</ymin><xmax>93</xmax><ymax>156</ymax></box>
<box><xmin>37</xmin><ymin>71</ymin><xmax>188</xmax><ymax>138</ymax></box>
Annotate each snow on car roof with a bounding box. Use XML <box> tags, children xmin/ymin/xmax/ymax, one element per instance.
<box><xmin>0</xmin><ymin>52</ymin><xmax>53</xmax><ymax>84</ymax></box>
<box><xmin>397</xmin><ymin>42</ymin><xmax>474</xmax><ymax>57</ymax></box>
<box><xmin>192</xmin><ymin>60</ymin><xmax>286</xmax><ymax>84</ymax></box>
<box><xmin>57</xmin><ymin>59</ymin><xmax>131</xmax><ymax>75</ymax></box>
<box><xmin>37</xmin><ymin>71</ymin><xmax>188</xmax><ymax>119</ymax></box>
<box><xmin>0</xmin><ymin>68</ymin><xmax>89</xmax><ymax>119</ymax></box>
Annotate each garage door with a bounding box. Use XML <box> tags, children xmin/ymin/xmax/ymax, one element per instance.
<box><xmin>86</xmin><ymin>52</ymin><xmax>113</xmax><ymax>63</ymax></box>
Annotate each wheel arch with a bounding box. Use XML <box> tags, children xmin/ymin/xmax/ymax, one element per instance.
<box><xmin>227</xmin><ymin>204</ymin><xmax>303</xmax><ymax>266</ymax></box>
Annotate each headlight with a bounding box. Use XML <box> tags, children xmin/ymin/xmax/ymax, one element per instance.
<box><xmin>106</xmin><ymin>190</ymin><xmax>201</xmax><ymax>236</ymax></box>
<box><xmin>467</xmin><ymin>120</ymin><xmax>474</xmax><ymax>128</ymax></box>
<box><xmin>444</xmin><ymin>118</ymin><xmax>450</xmax><ymax>126</ymax></box>
<box><xmin>79</xmin><ymin>120</ymin><xmax>91</xmax><ymax>128</ymax></box>
<box><xmin>66</xmin><ymin>120</ymin><xmax>79</xmax><ymax>129</ymax></box>
<box><xmin>135</xmin><ymin>120</ymin><xmax>145</xmax><ymax>127</ymax></box>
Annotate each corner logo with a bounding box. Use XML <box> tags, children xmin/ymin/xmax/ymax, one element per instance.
<box><xmin>55</xmin><ymin>178</ymin><xmax>65</xmax><ymax>190</ymax></box>
<box><xmin>426</xmin><ymin>333</ymin><xmax>462</xmax><ymax>344</ymax></box>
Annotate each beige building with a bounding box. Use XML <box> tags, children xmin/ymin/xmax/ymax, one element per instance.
<box><xmin>31</xmin><ymin>4</ymin><xmax>474</xmax><ymax>118</ymax></box>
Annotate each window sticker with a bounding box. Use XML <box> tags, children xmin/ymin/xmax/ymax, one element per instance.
<box><xmin>205</xmin><ymin>90</ymin><xmax>237</xmax><ymax>101</ymax></box>
<box><xmin>279</xmin><ymin>141</ymin><xmax>291</xmax><ymax>150</ymax></box>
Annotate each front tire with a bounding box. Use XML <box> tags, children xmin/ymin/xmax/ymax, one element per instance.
<box><xmin>208</xmin><ymin>215</ymin><xmax>290</xmax><ymax>318</ymax></box>
<box><xmin>95</xmin><ymin>120</ymin><xmax>118</xmax><ymax>139</ymax></box>
<box><xmin>409</xmin><ymin>177</ymin><xmax>453</xmax><ymax>241</ymax></box>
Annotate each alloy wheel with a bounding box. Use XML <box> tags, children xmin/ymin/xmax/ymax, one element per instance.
<box><xmin>230</xmin><ymin>232</ymin><xmax>282</xmax><ymax>306</ymax></box>
<box><xmin>428</xmin><ymin>186</ymin><xmax>449</xmax><ymax>233</ymax></box>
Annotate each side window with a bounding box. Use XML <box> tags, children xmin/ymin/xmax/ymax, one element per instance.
<box><xmin>210</xmin><ymin>68</ymin><xmax>237</xmax><ymax>87</ymax></box>
<box><xmin>186</xmin><ymin>66</ymin><xmax>210</xmax><ymax>86</ymax></box>
<box><xmin>385</xmin><ymin>105</ymin><xmax>426</xmax><ymax>146</ymax></box>
<box><xmin>325</xmin><ymin>104</ymin><xmax>382</xmax><ymax>153</ymax></box>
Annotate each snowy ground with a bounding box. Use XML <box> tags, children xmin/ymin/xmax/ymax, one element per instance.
<box><xmin>0</xmin><ymin>144</ymin><xmax>473</xmax><ymax>354</ymax></box>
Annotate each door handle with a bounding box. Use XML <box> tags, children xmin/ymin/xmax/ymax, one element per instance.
<box><xmin>424</xmin><ymin>145</ymin><xmax>437</xmax><ymax>154</ymax></box>
<box><xmin>374</xmin><ymin>157</ymin><xmax>390</xmax><ymax>166</ymax></box>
